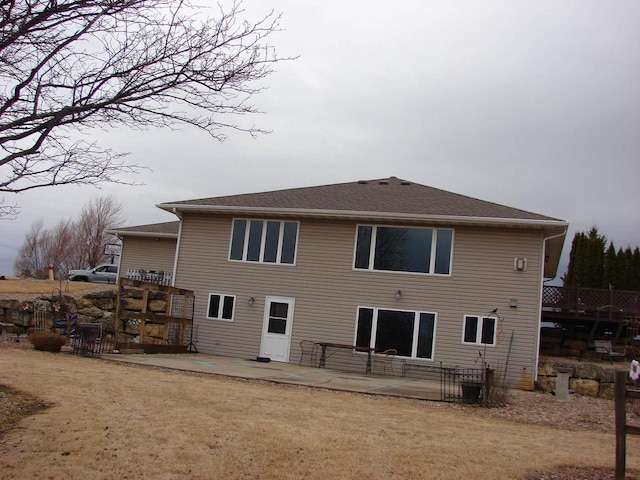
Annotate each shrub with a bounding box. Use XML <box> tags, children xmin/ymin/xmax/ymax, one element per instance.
<box><xmin>483</xmin><ymin>366</ymin><xmax>512</xmax><ymax>408</ymax></box>
<box><xmin>485</xmin><ymin>383</ymin><xmax>511</xmax><ymax>408</ymax></box>
<box><xmin>28</xmin><ymin>332</ymin><xmax>64</xmax><ymax>353</ymax></box>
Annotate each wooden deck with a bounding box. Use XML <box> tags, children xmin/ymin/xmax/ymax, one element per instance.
<box><xmin>542</xmin><ymin>285</ymin><xmax>640</xmax><ymax>341</ymax></box>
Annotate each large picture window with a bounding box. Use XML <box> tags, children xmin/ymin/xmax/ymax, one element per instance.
<box><xmin>355</xmin><ymin>307</ymin><xmax>436</xmax><ymax>359</ymax></box>
<box><xmin>462</xmin><ymin>315</ymin><xmax>496</xmax><ymax>346</ymax></box>
<box><xmin>229</xmin><ymin>219</ymin><xmax>298</xmax><ymax>265</ymax></box>
<box><xmin>354</xmin><ymin>225</ymin><xmax>452</xmax><ymax>275</ymax></box>
<box><xmin>207</xmin><ymin>293</ymin><xmax>235</xmax><ymax>321</ymax></box>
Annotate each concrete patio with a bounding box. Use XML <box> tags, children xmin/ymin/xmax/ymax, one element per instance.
<box><xmin>102</xmin><ymin>352</ymin><xmax>443</xmax><ymax>401</ymax></box>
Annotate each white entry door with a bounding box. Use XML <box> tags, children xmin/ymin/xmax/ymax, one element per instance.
<box><xmin>260</xmin><ymin>297</ymin><xmax>295</xmax><ymax>362</ymax></box>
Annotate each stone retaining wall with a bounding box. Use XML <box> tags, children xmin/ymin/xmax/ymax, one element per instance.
<box><xmin>0</xmin><ymin>286</ymin><xmax>178</xmax><ymax>346</ymax></box>
<box><xmin>0</xmin><ymin>291</ymin><xmax>116</xmax><ymax>335</ymax></box>
<box><xmin>540</xmin><ymin>326</ymin><xmax>628</xmax><ymax>359</ymax></box>
<box><xmin>537</xmin><ymin>357</ymin><xmax>629</xmax><ymax>399</ymax></box>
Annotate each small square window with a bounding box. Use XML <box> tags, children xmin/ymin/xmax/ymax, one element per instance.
<box><xmin>207</xmin><ymin>293</ymin><xmax>235</xmax><ymax>321</ymax></box>
<box><xmin>462</xmin><ymin>315</ymin><xmax>496</xmax><ymax>346</ymax></box>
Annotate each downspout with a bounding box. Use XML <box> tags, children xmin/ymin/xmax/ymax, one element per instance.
<box><xmin>534</xmin><ymin>231</ymin><xmax>567</xmax><ymax>383</ymax></box>
<box><xmin>171</xmin><ymin>208</ymin><xmax>183</xmax><ymax>287</ymax></box>
<box><xmin>113</xmin><ymin>234</ymin><xmax>124</xmax><ymax>283</ymax></box>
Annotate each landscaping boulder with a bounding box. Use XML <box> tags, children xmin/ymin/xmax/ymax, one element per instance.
<box><xmin>570</xmin><ymin>378</ymin><xmax>600</xmax><ymax>397</ymax></box>
<box><xmin>535</xmin><ymin>376</ymin><xmax>555</xmax><ymax>394</ymax></box>
<box><xmin>573</xmin><ymin>363</ymin><xmax>603</xmax><ymax>381</ymax></box>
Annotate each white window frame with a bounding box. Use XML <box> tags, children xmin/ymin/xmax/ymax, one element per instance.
<box><xmin>461</xmin><ymin>315</ymin><xmax>497</xmax><ymax>346</ymax></box>
<box><xmin>206</xmin><ymin>293</ymin><xmax>236</xmax><ymax>322</ymax></box>
<box><xmin>228</xmin><ymin>219</ymin><xmax>299</xmax><ymax>265</ymax></box>
<box><xmin>354</xmin><ymin>306</ymin><xmax>437</xmax><ymax>360</ymax></box>
<box><xmin>353</xmin><ymin>224</ymin><xmax>453</xmax><ymax>276</ymax></box>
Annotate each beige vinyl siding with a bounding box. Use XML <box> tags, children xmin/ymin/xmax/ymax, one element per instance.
<box><xmin>119</xmin><ymin>237</ymin><xmax>177</xmax><ymax>278</ymax></box>
<box><xmin>175</xmin><ymin>214</ymin><xmax>545</xmax><ymax>386</ymax></box>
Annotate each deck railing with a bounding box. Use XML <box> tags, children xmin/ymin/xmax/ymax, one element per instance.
<box><xmin>543</xmin><ymin>286</ymin><xmax>640</xmax><ymax>316</ymax></box>
<box><xmin>124</xmin><ymin>268</ymin><xmax>173</xmax><ymax>286</ymax></box>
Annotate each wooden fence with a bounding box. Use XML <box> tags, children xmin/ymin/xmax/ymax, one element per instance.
<box><xmin>614</xmin><ymin>370</ymin><xmax>640</xmax><ymax>479</ymax></box>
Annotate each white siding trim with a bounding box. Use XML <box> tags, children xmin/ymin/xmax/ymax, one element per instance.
<box><xmin>171</xmin><ymin>219</ymin><xmax>184</xmax><ymax>287</ymax></box>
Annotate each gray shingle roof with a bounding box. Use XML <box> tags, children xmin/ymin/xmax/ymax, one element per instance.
<box><xmin>159</xmin><ymin>176</ymin><xmax>563</xmax><ymax>223</ymax></box>
<box><xmin>109</xmin><ymin>221</ymin><xmax>179</xmax><ymax>237</ymax></box>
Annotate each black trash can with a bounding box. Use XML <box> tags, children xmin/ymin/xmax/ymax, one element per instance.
<box><xmin>460</xmin><ymin>381</ymin><xmax>482</xmax><ymax>404</ymax></box>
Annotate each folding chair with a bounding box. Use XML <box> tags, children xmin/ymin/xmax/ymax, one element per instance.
<box><xmin>299</xmin><ymin>340</ymin><xmax>318</xmax><ymax>366</ymax></box>
<box><xmin>373</xmin><ymin>349</ymin><xmax>397</xmax><ymax>375</ymax></box>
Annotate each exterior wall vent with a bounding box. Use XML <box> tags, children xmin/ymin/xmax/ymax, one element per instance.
<box><xmin>514</xmin><ymin>258</ymin><xmax>527</xmax><ymax>271</ymax></box>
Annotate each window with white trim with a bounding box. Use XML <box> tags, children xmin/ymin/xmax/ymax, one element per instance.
<box><xmin>462</xmin><ymin>315</ymin><xmax>496</xmax><ymax>346</ymax></box>
<box><xmin>229</xmin><ymin>219</ymin><xmax>298</xmax><ymax>265</ymax></box>
<box><xmin>355</xmin><ymin>307</ymin><xmax>437</xmax><ymax>359</ymax></box>
<box><xmin>207</xmin><ymin>293</ymin><xmax>235</xmax><ymax>321</ymax></box>
<box><xmin>354</xmin><ymin>225</ymin><xmax>453</xmax><ymax>275</ymax></box>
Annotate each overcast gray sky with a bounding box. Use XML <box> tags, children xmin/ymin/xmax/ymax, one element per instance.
<box><xmin>1</xmin><ymin>0</ymin><xmax>639</xmax><ymax>279</ymax></box>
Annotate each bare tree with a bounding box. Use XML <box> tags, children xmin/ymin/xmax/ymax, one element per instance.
<box><xmin>74</xmin><ymin>195</ymin><xmax>125</xmax><ymax>268</ymax></box>
<box><xmin>43</xmin><ymin>218</ymin><xmax>76</xmax><ymax>276</ymax></box>
<box><xmin>1</xmin><ymin>0</ymin><xmax>287</xmax><ymax>215</ymax></box>
<box><xmin>13</xmin><ymin>195</ymin><xmax>124</xmax><ymax>277</ymax></box>
<box><xmin>14</xmin><ymin>218</ymin><xmax>74</xmax><ymax>278</ymax></box>
<box><xmin>14</xmin><ymin>220</ymin><xmax>46</xmax><ymax>277</ymax></box>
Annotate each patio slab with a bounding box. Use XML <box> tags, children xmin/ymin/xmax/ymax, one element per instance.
<box><xmin>102</xmin><ymin>353</ymin><xmax>443</xmax><ymax>401</ymax></box>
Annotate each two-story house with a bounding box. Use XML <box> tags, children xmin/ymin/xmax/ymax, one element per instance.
<box><xmin>115</xmin><ymin>177</ymin><xmax>567</xmax><ymax>388</ymax></box>
<box><xmin>116</xmin><ymin>177</ymin><xmax>567</xmax><ymax>388</ymax></box>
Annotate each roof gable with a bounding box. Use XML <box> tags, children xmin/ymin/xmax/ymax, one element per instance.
<box><xmin>109</xmin><ymin>221</ymin><xmax>179</xmax><ymax>238</ymax></box>
<box><xmin>158</xmin><ymin>176</ymin><xmax>563</xmax><ymax>223</ymax></box>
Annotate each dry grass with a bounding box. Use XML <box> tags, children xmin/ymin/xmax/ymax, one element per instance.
<box><xmin>0</xmin><ymin>349</ymin><xmax>639</xmax><ymax>480</ymax></box>
<box><xmin>0</xmin><ymin>277</ymin><xmax>115</xmax><ymax>297</ymax></box>
<box><xmin>0</xmin><ymin>385</ymin><xmax>49</xmax><ymax>434</ymax></box>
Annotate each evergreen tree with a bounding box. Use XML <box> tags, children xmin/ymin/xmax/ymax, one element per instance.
<box><xmin>602</xmin><ymin>243</ymin><xmax>618</xmax><ymax>288</ymax></box>
<box><xmin>584</xmin><ymin>227</ymin><xmax>606</xmax><ymax>287</ymax></box>
<box><xmin>631</xmin><ymin>248</ymin><xmax>640</xmax><ymax>291</ymax></box>
<box><xmin>562</xmin><ymin>232</ymin><xmax>584</xmax><ymax>287</ymax></box>
<box><xmin>563</xmin><ymin>226</ymin><xmax>606</xmax><ymax>288</ymax></box>
<box><xmin>619</xmin><ymin>247</ymin><xmax>634</xmax><ymax>291</ymax></box>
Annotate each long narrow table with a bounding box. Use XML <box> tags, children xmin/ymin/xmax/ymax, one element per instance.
<box><xmin>314</xmin><ymin>342</ymin><xmax>376</xmax><ymax>374</ymax></box>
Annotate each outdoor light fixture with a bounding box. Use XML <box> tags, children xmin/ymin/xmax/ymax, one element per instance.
<box><xmin>248</xmin><ymin>297</ymin><xmax>255</xmax><ymax>306</ymax></box>
<box><xmin>395</xmin><ymin>290</ymin><xmax>402</xmax><ymax>300</ymax></box>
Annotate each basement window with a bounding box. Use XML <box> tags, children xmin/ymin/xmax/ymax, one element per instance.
<box><xmin>207</xmin><ymin>293</ymin><xmax>235</xmax><ymax>322</ymax></box>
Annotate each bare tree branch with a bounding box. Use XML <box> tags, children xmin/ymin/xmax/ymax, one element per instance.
<box><xmin>0</xmin><ymin>0</ymin><xmax>290</xmax><ymax>212</ymax></box>
<box><xmin>0</xmin><ymin>196</ymin><xmax>19</xmax><ymax>219</ymax></box>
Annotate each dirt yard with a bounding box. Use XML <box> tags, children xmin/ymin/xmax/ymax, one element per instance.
<box><xmin>0</xmin><ymin>346</ymin><xmax>639</xmax><ymax>480</ymax></box>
